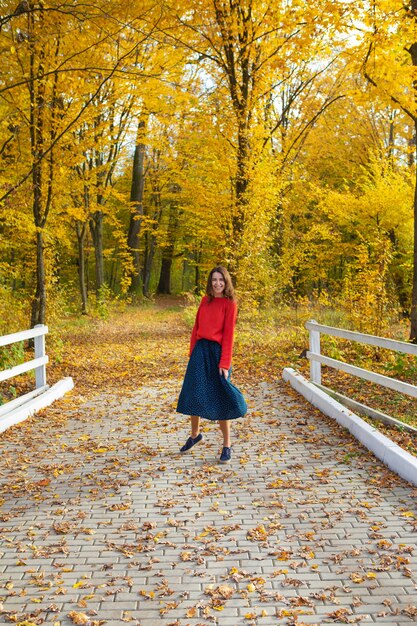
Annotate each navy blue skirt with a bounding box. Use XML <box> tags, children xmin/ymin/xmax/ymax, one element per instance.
<box><xmin>176</xmin><ymin>339</ymin><xmax>247</xmax><ymax>421</ymax></box>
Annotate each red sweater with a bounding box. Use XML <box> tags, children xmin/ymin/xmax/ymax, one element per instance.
<box><xmin>189</xmin><ymin>295</ymin><xmax>237</xmax><ymax>369</ymax></box>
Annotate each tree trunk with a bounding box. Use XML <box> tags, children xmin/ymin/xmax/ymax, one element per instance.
<box><xmin>76</xmin><ymin>220</ymin><xmax>88</xmax><ymax>315</ymax></box>
<box><xmin>143</xmin><ymin>233</ymin><xmax>157</xmax><ymax>297</ymax></box>
<box><xmin>127</xmin><ymin>118</ymin><xmax>146</xmax><ymax>294</ymax></box>
<box><xmin>387</xmin><ymin>110</ymin><xmax>395</xmax><ymax>162</ymax></box>
<box><xmin>109</xmin><ymin>257</ymin><xmax>119</xmax><ymax>292</ymax></box>
<box><xmin>234</xmin><ymin>122</ymin><xmax>250</xmax><ymax>234</ymax></box>
<box><xmin>11</xmin><ymin>250</ymin><xmax>17</xmax><ymax>292</ymax></box>
<box><xmin>408</xmin><ymin>33</ymin><xmax>417</xmax><ymax>341</ymax></box>
<box><xmin>30</xmin><ymin>230</ymin><xmax>46</xmax><ymax>327</ymax></box>
<box><xmin>157</xmin><ymin>191</ymin><xmax>180</xmax><ymax>295</ymax></box>
<box><xmin>157</xmin><ymin>257</ymin><xmax>173</xmax><ymax>294</ymax></box>
<box><xmin>195</xmin><ymin>264</ymin><xmax>200</xmax><ymax>292</ymax></box>
<box><xmin>408</xmin><ymin>125</ymin><xmax>415</xmax><ymax>168</ymax></box>
<box><xmin>181</xmin><ymin>259</ymin><xmax>187</xmax><ymax>291</ymax></box>
<box><xmin>143</xmin><ymin>185</ymin><xmax>162</xmax><ymax>297</ymax></box>
<box><xmin>89</xmin><ymin>210</ymin><xmax>104</xmax><ymax>292</ymax></box>
<box><xmin>410</xmin><ymin>119</ymin><xmax>417</xmax><ymax>341</ymax></box>
<box><xmin>194</xmin><ymin>242</ymin><xmax>202</xmax><ymax>292</ymax></box>
<box><xmin>29</xmin><ymin>27</ymin><xmax>47</xmax><ymax>328</ymax></box>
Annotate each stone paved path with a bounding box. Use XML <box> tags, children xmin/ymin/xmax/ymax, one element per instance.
<box><xmin>1</xmin><ymin>377</ymin><xmax>417</xmax><ymax>626</ymax></box>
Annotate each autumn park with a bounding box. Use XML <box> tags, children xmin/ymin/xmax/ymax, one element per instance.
<box><xmin>2</xmin><ymin>0</ymin><xmax>417</xmax><ymax>625</ymax></box>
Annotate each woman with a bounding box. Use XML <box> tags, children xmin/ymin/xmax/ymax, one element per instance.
<box><xmin>176</xmin><ymin>265</ymin><xmax>247</xmax><ymax>463</ymax></box>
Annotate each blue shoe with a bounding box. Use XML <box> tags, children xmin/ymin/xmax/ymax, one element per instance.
<box><xmin>219</xmin><ymin>446</ymin><xmax>232</xmax><ymax>464</ymax></box>
<box><xmin>180</xmin><ymin>433</ymin><xmax>203</xmax><ymax>453</ymax></box>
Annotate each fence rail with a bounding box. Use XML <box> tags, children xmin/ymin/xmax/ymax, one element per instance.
<box><xmin>0</xmin><ymin>325</ymin><xmax>73</xmax><ymax>434</ymax></box>
<box><xmin>0</xmin><ymin>324</ymin><xmax>48</xmax><ymax>391</ymax></box>
<box><xmin>306</xmin><ymin>319</ymin><xmax>417</xmax><ymax>432</ymax></box>
<box><xmin>0</xmin><ymin>325</ymin><xmax>48</xmax><ymax>348</ymax></box>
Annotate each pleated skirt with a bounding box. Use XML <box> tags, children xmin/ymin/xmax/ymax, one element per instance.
<box><xmin>176</xmin><ymin>338</ymin><xmax>247</xmax><ymax>421</ymax></box>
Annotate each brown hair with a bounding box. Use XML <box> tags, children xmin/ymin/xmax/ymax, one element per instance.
<box><xmin>205</xmin><ymin>266</ymin><xmax>235</xmax><ymax>301</ymax></box>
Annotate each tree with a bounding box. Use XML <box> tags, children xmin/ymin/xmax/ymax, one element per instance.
<box><xmin>0</xmin><ymin>0</ymin><xmax>167</xmax><ymax>322</ymax></box>
<box><xmin>161</xmin><ymin>0</ymin><xmax>353</xmax><ymax>292</ymax></box>
<box><xmin>362</xmin><ymin>0</ymin><xmax>417</xmax><ymax>340</ymax></box>
<box><xmin>127</xmin><ymin>117</ymin><xmax>147</xmax><ymax>295</ymax></box>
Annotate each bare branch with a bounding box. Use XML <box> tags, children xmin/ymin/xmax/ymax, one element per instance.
<box><xmin>280</xmin><ymin>94</ymin><xmax>346</xmax><ymax>169</ymax></box>
<box><xmin>362</xmin><ymin>41</ymin><xmax>416</xmax><ymax>121</ymax></box>
<box><xmin>0</xmin><ymin>134</ymin><xmax>14</xmax><ymax>157</ymax></box>
<box><xmin>0</xmin><ymin>31</ymin><xmax>155</xmax><ymax>203</ymax></box>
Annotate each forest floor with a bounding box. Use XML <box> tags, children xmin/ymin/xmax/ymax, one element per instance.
<box><xmin>1</xmin><ymin>299</ymin><xmax>417</xmax><ymax>626</ymax></box>
<box><xmin>1</xmin><ymin>296</ymin><xmax>416</xmax><ymax>454</ymax></box>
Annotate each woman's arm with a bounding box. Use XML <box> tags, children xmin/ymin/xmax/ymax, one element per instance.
<box><xmin>219</xmin><ymin>300</ymin><xmax>237</xmax><ymax>371</ymax></box>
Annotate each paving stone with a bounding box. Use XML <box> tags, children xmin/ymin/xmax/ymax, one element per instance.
<box><xmin>1</xmin><ymin>381</ymin><xmax>417</xmax><ymax>626</ymax></box>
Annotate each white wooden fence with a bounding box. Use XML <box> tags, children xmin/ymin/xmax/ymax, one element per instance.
<box><xmin>306</xmin><ymin>319</ymin><xmax>417</xmax><ymax>433</ymax></box>
<box><xmin>0</xmin><ymin>325</ymin><xmax>73</xmax><ymax>433</ymax></box>
<box><xmin>282</xmin><ymin>320</ymin><xmax>417</xmax><ymax>486</ymax></box>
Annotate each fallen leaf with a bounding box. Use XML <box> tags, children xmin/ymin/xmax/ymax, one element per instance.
<box><xmin>68</xmin><ymin>612</ymin><xmax>89</xmax><ymax>625</ymax></box>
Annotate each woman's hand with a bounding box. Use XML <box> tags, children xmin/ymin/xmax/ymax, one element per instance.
<box><xmin>219</xmin><ymin>367</ymin><xmax>229</xmax><ymax>379</ymax></box>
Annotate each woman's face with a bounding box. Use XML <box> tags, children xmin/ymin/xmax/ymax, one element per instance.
<box><xmin>211</xmin><ymin>271</ymin><xmax>225</xmax><ymax>297</ymax></box>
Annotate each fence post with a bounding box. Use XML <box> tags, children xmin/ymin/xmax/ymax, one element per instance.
<box><xmin>34</xmin><ymin>325</ymin><xmax>47</xmax><ymax>388</ymax></box>
<box><xmin>309</xmin><ymin>319</ymin><xmax>321</xmax><ymax>385</ymax></box>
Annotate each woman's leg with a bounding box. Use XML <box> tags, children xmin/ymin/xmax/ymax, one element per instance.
<box><xmin>180</xmin><ymin>416</ymin><xmax>202</xmax><ymax>453</ymax></box>
<box><xmin>191</xmin><ymin>415</ymin><xmax>200</xmax><ymax>438</ymax></box>
<box><xmin>218</xmin><ymin>420</ymin><xmax>231</xmax><ymax>447</ymax></box>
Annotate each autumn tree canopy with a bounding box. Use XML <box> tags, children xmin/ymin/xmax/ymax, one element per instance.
<box><xmin>0</xmin><ymin>0</ymin><xmax>415</xmax><ymax>339</ymax></box>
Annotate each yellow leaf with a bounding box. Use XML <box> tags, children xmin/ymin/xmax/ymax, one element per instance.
<box><xmin>350</xmin><ymin>573</ymin><xmax>364</xmax><ymax>583</ymax></box>
<box><xmin>186</xmin><ymin>607</ymin><xmax>197</xmax><ymax>617</ymax></box>
<box><xmin>246</xmin><ymin>583</ymin><xmax>256</xmax><ymax>592</ymax></box>
<box><xmin>217</xmin><ymin>584</ymin><xmax>234</xmax><ymax>599</ymax></box>
<box><xmin>67</xmin><ymin>612</ymin><xmax>89</xmax><ymax>625</ymax></box>
<box><xmin>366</xmin><ymin>572</ymin><xmax>377</xmax><ymax>579</ymax></box>
<box><xmin>108</xmin><ymin>503</ymin><xmax>130</xmax><ymax>511</ymax></box>
<box><xmin>212</xmin><ymin>605</ymin><xmax>225</xmax><ymax>611</ymax></box>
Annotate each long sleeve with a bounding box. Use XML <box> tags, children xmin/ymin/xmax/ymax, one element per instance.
<box><xmin>219</xmin><ymin>300</ymin><xmax>237</xmax><ymax>369</ymax></box>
